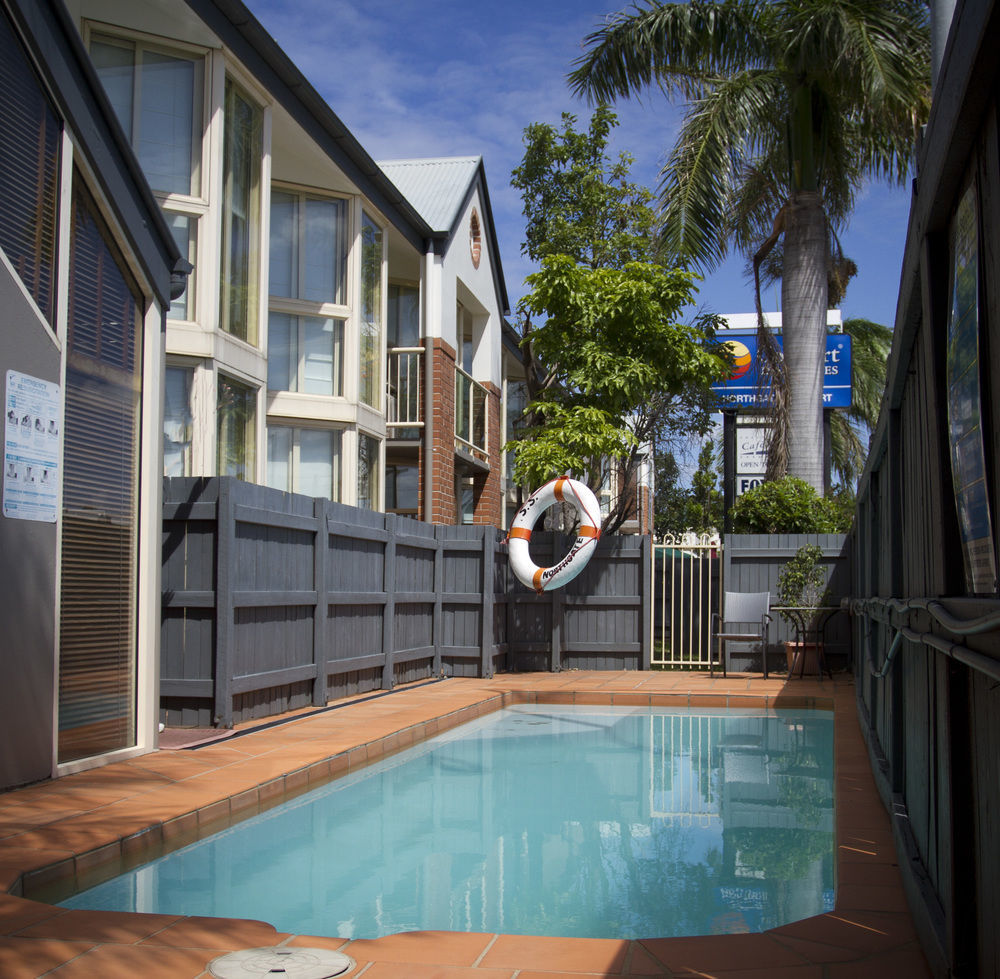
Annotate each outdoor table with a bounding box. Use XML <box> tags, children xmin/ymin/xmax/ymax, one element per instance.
<box><xmin>769</xmin><ymin>605</ymin><xmax>839</xmax><ymax>679</ymax></box>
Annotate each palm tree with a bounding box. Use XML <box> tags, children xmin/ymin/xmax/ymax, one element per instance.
<box><xmin>830</xmin><ymin>317</ymin><xmax>893</xmax><ymax>487</ymax></box>
<box><xmin>568</xmin><ymin>0</ymin><xmax>930</xmax><ymax>491</ymax></box>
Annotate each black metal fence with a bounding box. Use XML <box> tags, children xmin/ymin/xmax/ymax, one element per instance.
<box><xmin>161</xmin><ymin>477</ymin><xmax>651</xmax><ymax>728</ymax></box>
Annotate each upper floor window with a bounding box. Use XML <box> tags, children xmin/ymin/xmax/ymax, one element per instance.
<box><xmin>270</xmin><ymin>191</ymin><xmax>347</xmax><ymax>305</ymax></box>
<box><xmin>90</xmin><ymin>34</ymin><xmax>203</xmax><ymax>197</ymax></box>
<box><xmin>359</xmin><ymin>212</ymin><xmax>383</xmax><ymax>408</ymax></box>
<box><xmin>0</xmin><ymin>9</ymin><xmax>60</xmax><ymax>324</ymax></box>
<box><xmin>220</xmin><ymin>78</ymin><xmax>262</xmax><ymax>345</ymax></box>
<box><xmin>388</xmin><ymin>284</ymin><xmax>420</xmax><ymax>347</ymax></box>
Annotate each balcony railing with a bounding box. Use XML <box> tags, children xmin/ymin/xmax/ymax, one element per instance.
<box><xmin>455</xmin><ymin>366</ymin><xmax>487</xmax><ymax>455</ymax></box>
<box><xmin>386</xmin><ymin>347</ymin><xmax>423</xmax><ymax>433</ymax></box>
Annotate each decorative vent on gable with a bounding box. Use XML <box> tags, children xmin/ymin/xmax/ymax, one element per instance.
<box><xmin>469</xmin><ymin>207</ymin><xmax>482</xmax><ymax>268</ymax></box>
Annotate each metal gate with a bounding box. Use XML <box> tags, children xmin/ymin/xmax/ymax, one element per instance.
<box><xmin>652</xmin><ymin>534</ymin><xmax>722</xmax><ymax>668</ymax></box>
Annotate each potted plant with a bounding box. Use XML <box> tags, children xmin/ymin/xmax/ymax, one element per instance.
<box><xmin>775</xmin><ymin>544</ymin><xmax>830</xmax><ymax>674</ymax></box>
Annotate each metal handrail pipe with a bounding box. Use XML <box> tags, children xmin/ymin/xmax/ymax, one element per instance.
<box><xmin>845</xmin><ymin>595</ymin><xmax>1000</xmax><ymax>636</ymax></box>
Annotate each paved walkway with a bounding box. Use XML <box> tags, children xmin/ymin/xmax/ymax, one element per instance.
<box><xmin>0</xmin><ymin>671</ymin><xmax>930</xmax><ymax>977</ymax></box>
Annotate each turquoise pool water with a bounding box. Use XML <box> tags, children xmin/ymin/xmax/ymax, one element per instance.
<box><xmin>62</xmin><ymin>706</ymin><xmax>835</xmax><ymax>939</ymax></box>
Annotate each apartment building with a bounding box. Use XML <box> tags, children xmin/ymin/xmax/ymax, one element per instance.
<box><xmin>65</xmin><ymin>0</ymin><xmax>516</xmax><ymax>527</ymax></box>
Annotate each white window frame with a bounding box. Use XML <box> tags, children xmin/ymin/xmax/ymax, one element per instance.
<box><xmin>266</xmin><ymin>422</ymin><xmax>344</xmax><ymax>501</ymax></box>
<box><xmin>83</xmin><ymin>22</ymin><xmax>211</xmax><ymax>326</ymax></box>
<box><xmin>268</xmin><ymin>183</ymin><xmax>352</xmax><ymax>399</ymax></box>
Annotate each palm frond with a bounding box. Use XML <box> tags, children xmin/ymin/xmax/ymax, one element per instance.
<box><xmin>657</xmin><ymin>69</ymin><xmax>785</xmax><ymax>268</ymax></box>
<box><xmin>568</xmin><ymin>0</ymin><xmax>773</xmax><ymax>104</ymax></box>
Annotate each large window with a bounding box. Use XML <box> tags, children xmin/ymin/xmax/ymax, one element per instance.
<box><xmin>270</xmin><ymin>191</ymin><xmax>347</xmax><ymax>304</ymax></box>
<box><xmin>388</xmin><ymin>284</ymin><xmax>420</xmax><ymax>347</ymax></box>
<box><xmin>267</xmin><ymin>425</ymin><xmax>341</xmax><ymax>500</ymax></box>
<box><xmin>220</xmin><ymin>78</ymin><xmax>262</xmax><ymax>344</ymax></box>
<box><xmin>90</xmin><ymin>35</ymin><xmax>203</xmax><ymax>196</ymax></box>
<box><xmin>59</xmin><ymin>176</ymin><xmax>143</xmax><ymax>764</ymax></box>
<box><xmin>268</xmin><ymin>190</ymin><xmax>348</xmax><ymax>396</ymax></box>
<box><xmin>90</xmin><ymin>33</ymin><xmax>203</xmax><ymax>321</ymax></box>
<box><xmin>164</xmin><ymin>365</ymin><xmax>194</xmax><ymax>476</ymax></box>
<box><xmin>359</xmin><ymin>212</ymin><xmax>383</xmax><ymax>408</ymax></box>
<box><xmin>357</xmin><ymin>432</ymin><xmax>380</xmax><ymax>509</ymax></box>
<box><xmin>217</xmin><ymin>374</ymin><xmax>256</xmax><ymax>480</ymax></box>
<box><xmin>268</xmin><ymin>314</ymin><xmax>343</xmax><ymax>395</ymax></box>
<box><xmin>0</xmin><ymin>9</ymin><xmax>60</xmax><ymax>324</ymax></box>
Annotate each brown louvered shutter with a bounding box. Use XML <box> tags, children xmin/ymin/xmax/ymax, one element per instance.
<box><xmin>0</xmin><ymin>8</ymin><xmax>60</xmax><ymax>324</ymax></box>
<box><xmin>58</xmin><ymin>177</ymin><xmax>143</xmax><ymax>765</ymax></box>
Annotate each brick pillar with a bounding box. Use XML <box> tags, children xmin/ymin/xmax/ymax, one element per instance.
<box><xmin>428</xmin><ymin>338</ymin><xmax>456</xmax><ymax>524</ymax></box>
<box><xmin>473</xmin><ymin>383</ymin><xmax>503</xmax><ymax>527</ymax></box>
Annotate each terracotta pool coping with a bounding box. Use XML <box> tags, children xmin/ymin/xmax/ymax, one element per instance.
<box><xmin>0</xmin><ymin>671</ymin><xmax>930</xmax><ymax>978</ymax></box>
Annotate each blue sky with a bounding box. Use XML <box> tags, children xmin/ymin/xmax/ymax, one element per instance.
<box><xmin>249</xmin><ymin>0</ymin><xmax>911</xmax><ymax>330</ymax></box>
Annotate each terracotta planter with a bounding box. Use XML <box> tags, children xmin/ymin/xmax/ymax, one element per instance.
<box><xmin>784</xmin><ymin>640</ymin><xmax>821</xmax><ymax>675</ymax></box>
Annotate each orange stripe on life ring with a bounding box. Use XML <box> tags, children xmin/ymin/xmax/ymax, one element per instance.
<box><xmin>533</xmin><ymin>567</ymin><xmax>545</xmax><ymax>592</ymax></box>
<box><xmin>554</xmin><ymin>478</ymin><xmax>566</xmax><ymax>501</ymax></box>
<box><xmin>508</xmin><ymin>527</ymin><xmax>531</xmax><ymax>541</ymax></box>
<box><xmin>577</xmin><ymin>525</ymin><xmax>599</xmax><ymax>538</ymax></box>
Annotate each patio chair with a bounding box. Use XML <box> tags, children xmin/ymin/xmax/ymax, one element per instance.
<box><xmin>711</xmin><ymin>591</ymin><xmax>772</xmax><ymax>678</ymax></box>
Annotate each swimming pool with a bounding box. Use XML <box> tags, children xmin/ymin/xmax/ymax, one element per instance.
<box><xmin>62</xmin><ymin>705</ymin><xmax>834</xmax><ymax>939</ymax></box>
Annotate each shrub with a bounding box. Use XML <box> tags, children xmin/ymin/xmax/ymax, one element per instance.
<box><xmin>730</xmin><ymin>476</ymin><xmax>849</xmax><ymax>534</ymax></box>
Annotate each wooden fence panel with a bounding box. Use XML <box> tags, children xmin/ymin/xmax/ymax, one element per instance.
<box><xmin>161</xmin><ymin>478</ymin><xmax>651</xmax><ymax>726</ymax></box>
<box><xmin>724</xmin><ymin>534</ymin><xmax>852</xmax><ymax>672</ymax></box>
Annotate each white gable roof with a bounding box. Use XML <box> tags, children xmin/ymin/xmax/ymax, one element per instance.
<box><xmin>378</xmin><ymin>156</ymin><xmax>481</xmax><ymax>233</ymax></box>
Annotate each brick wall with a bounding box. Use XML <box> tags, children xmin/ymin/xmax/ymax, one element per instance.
<box><xmin>428</xmin><ymin>338</ymin><xmax>456</xmax><ymax>523</ymax></box>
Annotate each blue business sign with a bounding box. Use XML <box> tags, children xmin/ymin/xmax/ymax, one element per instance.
<box><xmin>711</xmin><ymin>333</ymin><xmax>852</xmax><ymax>410</ymax></box>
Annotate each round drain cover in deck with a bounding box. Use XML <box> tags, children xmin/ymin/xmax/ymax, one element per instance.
<box><xmin>208</xmin><ymin>946</ymin><xmax>353</xmax><ymax>978</ymax></box>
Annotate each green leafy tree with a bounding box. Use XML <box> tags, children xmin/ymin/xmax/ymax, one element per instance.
<box><xmin>653</xmin><ymin>440</ymin><xmax>723</xmax><ymax>537</ymax></box>
<box><xmin>730</xmin><ymin>476</ymin><xmax>849</xmax><ymax>533</ymax></box>
<box><xmin>509</xmin><ymin>108</ymin><xmax>729</xmax><ymax>533</ymax></box>
<box><xmin>512</xmin><ymin>105</ymin><xmax>656</xmax><ymax>270</ymax></box>
<box><xmin>569</xmin><ymin>1</ymin><xmax>930</xmax><ymax>492</ymax></box>
<box><xmin>512</xmin><ymin>256</ymin><xmax>729</xmax><ymax>533</ymax></box>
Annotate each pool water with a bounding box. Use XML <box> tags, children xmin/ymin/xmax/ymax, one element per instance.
<box><xmin>62</xmin><ymin>705</ymin><xmax>835</xmax><ymax>939</ymax></box>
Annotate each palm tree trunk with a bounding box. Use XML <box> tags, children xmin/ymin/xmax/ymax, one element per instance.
<box><xmin>781</xmin><ymin>190</ymin><xmax>828</xmax><ymax>492</ymax></box>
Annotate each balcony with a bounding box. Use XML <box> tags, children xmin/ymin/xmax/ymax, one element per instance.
<box><xmin>455</xmin><ymin>366</ymin><xmax>487</xmax><ymax>457</ymax></box>
<box><xmin>386</xmin><ymin>346</ymin><xmax>423</xmax><ymax>437</ymax></box>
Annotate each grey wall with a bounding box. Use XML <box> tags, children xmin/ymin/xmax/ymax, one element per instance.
<box><xmin>0</xmin><ymin>265</ymin><xmax>60</xmax><ymax>789</ymax></box>
<box><xmin>724</xmin><ymin>534</ymin><xmax>851</xmax><ymax>671</ymax></box>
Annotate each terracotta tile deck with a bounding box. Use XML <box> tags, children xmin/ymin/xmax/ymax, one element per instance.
<box><xmin>0</xmin><ymin>672</ymin><xmax>929</xmax><ymax>977</ymax></box>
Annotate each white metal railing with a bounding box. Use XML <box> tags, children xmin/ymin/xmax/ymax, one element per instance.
<box><xmin>652</xmin><ymin>533</ymin><xmax>722</xmax><ymax>668</ymax></box>
<box><xmin>648</xmin><ymin>711</ymin><xmax>720</xmax><ymax>824</ymax></box>
<box><xmin>386</xmin><ymin>347</ymin><xmax>423</xmax><ymax>431</ymax></box>
<box><xmin>455</xmin><ymin>366</ymin><xmax>487</xmax><ymax>454</ymax></box>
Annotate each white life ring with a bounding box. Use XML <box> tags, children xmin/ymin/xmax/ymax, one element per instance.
<box><xmin>508</xmin><ymin>477</ymin><xmax>602</xmax><ymax>592</ymax></box>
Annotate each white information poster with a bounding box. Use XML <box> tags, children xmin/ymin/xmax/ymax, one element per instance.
<box><xmin>4</xmin><ymin>370</ymin><xmax>61</xmax><ymax>522</ymax></box>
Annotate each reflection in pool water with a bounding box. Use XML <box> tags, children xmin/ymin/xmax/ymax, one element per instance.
<box><xmin>62</xmin><ymin>705</ymin><xmax>834</xmax><ymax>939</ymax></box>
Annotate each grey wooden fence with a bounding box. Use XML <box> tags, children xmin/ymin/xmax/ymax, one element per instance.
<box><xmin>161</xmin><ymin>477</ymin><xmax>651</xmax><ymax>728</ymax></box>
<box><xmin>723</xmin><ymin>534</ymin><xmax>852</xmax><ymax>671</ymax></box>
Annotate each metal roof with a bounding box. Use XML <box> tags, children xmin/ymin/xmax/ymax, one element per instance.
<box><xmin>377</xmin><ymin>157</ymin><xmax>482</xmax><ymax>232</ymax></box>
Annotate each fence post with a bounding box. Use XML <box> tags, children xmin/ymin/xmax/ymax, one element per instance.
<box><xmin>214</xmin><ymin>478</ymin><xmax>234</xmax><ymax>729</ymax></box>
<box><xmin>550</xmin><ymin>532</ymin><xmax>563</xmax><ymax>672</ymax></box>
<box><xmin>641</xmin><ymin>535</ymin><xmax>652</xmax><ymax>670</ymax></box>
<box><xmin>481</xmin><ymin>528</ymin><xmax>495</xmax><ymax>678</ymax></box>
<box><xmin>432</xmin><ymin>531</ymin><xmax>443</xmax><ymax>676</ymax></box>
<box><xmin>312</xmin><ymin>498</ymin><xmax>328</xmax><ymax>707</ymax></box>
<box><xmin>381</xmin><ymin>513</ymin><xmax>396</xmax><ymax>690</ymax></box>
